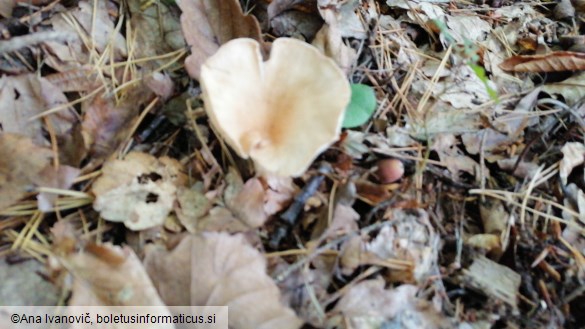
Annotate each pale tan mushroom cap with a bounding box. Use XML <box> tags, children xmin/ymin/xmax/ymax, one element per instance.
<box><xmin>200</xmin><ymin>38</ymin><xmax>350</xmax><ymax>177</ymax></box>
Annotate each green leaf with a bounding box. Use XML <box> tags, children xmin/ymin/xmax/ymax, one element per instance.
<box><xmin>342</xmin><ymin>84</ymin><xmax>377</xmax><ymax>128</ymax></box>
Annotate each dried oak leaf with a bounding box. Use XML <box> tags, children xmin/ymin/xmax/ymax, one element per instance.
<box><xmin>144</xmin><ymin>233</ymin><xmax>303</xmax><ymax>329</ymax></box>
<box><xmin>91</xmin><ymin>152</ymin><xmax>185</xmax><ymax>230</ymax></box>
<box><xmin>0</xmin><ymin>134</ymin><xmax>53</xmax><ymax>211</ymax></box>
<box><xmin>128</xmin><ymin>0</ymin><xmax>185</xmax><ymax>68</ymax></box>
<box><xmin>317</xmin><ymin>0</ymin><xmax>369</xmax><ymax>39</ymax></box>
<box><xmin>500</xmin><ymin>51</ymin><xmax>585</xmax><ymax>72</ymax></box>
<box><xmin>195</xmin><ymin>170</ymin><xmax>296</xmax><ymax>233</ymax></box>
<box><xmin>65</xmin><ymin>243</ymin><xmax>166</xmax><ymax>306</ymax></box>
<box><xmin>44</xmin><ymin>0</ymin><xmax>127</xmax><ymax>71</ymax></box>
<box><xmin>312</xmin><ymin>24</ymin><xmax>357</xmax><ymax>73</ymax></box>
<box><xmin>334</xmin><ymin>279</ymin><xmax>450</xmax><ymax>329</ymax></box>
<box><xmin>81</xmin><ymin>85</ymin><xmax>153</xmax><ymax>159</ymax></box>
<box><xmin>177</xmin><ymin>0</ymin><xmax>262</xmax><ymax>80</ymax></box>
<box><xmin>0</xmin><ymin>74</ymin><xmax>76</xmax><ymax>145</ymax></box>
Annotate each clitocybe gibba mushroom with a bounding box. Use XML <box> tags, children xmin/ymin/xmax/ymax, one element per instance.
<box><xmin>200</xmin><ymin>38</ymin><xmax>351</xmax><ymax>177</ymax></box>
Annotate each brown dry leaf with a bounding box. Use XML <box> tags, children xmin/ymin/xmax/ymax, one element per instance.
<box><xmin>91</xmin><ymin>152</ymin><xmax>185</xmax><ymax>230</ymax></box>
<box><xmin>65</xmin><ymin>243</ymin><xmax>166</xmax><ymax>306</ymax></box>
<box><xmin>263</xmin><ymin>175</ymin><xmax>296</xmax><ymax>214</ymax></box>
<box><xmin>500</xmin><ymin>51</ymin><xmax>585</xmax><ymax>72</ymax></box>
<box><xmin>144</xmin><ymin>72</ymin><xmax>175</xmax><ymax>101</ymax></box>
<box><xmin>312</xmin><ymin>24</ymin><xmax>357</xmax><ymax>73</ymax></box>
<box><xmin>193</xmin><ymin>174</ymin><xmax>294</xmax><ymax>232</ymax></box>
<box><xmin>44</xmin><ymin>67</ymin><xmax>107</xmax><ymax>93</ymax></box>
<box><xmin>267</xmin><ymin>0</ymin><xmax>322</xmax><ymax>40</ymax></box>
<box><xmin>560</xmin><ymin>142</ymin><xmax>585</xmax><ymax>185</ymax></box>
<box><xmin>144</xmin><ymin>233</ymin><xmax>303</xmax><ymax>329</ymax></box>
<box><xmin>432</xmin><ymin>134</ymin><xmax>481</xmax><ymax>181</ymax></box>
<box><xmin>542</xmin><ymin>72</ymin><xmax>585</xmax><ymax>106</ymax></box>
<box><xmin>0</xmin><ymin>134</ymin><xmax>53</xmax><ymax>211</ymax></box>
<box><xmin>175</xmin><ymin>186</ymin><xmax>212</xmax><ymax>232</ymax></box>
<box><xmin>44</xmin><ymin>0</ymin><xmax>127</xmax><ymax>71</ymax></box>
<box><xmin>197</xmin><ymin>207</ymin><xmax>250</xmax><ymax>232</ymax></box>
<box><xmin>268</xmin><ymin>0</ymin><xmax>318</xmax><ymax>19</ymax></box>
<box><xmin>143</xmin><ymin>240</ymin><xmax>192</xmax><ymax>305</ymax></box>
<box><xmin>333</xmin><ymin>278</ymin><xmax>450</xmax><ymax>329</ymax></box>
<box><xmin>411</xmin><ymin>65</ymin><xmax>495</xmax><ymax>111</ymax></box>
<box><xmin>36</xmin><ymin>165</ymin><xmax>81</xmax><ymax>212</ymax></box>
<box><xmin>366</xmin><ymin>209</ymin><xmax>437</xmax><ymax>282</ymax></box>
<box><xmin>317</xmin><ymin>0</ymin><xmax>370</xmax><ymax>39</ymax></box>
<box><xmin>177</xmin><ymin>0</ymin><xmax>262</xmax><ymax>80</ymax></box>
<box><xmin>226</xmin><ymin>177</ymin><xmax>268</xmax><ymax>228</ymax></box>
<box><xmin>355</xmin><ymin>180</ymin><xmax>391</xmax><ymax>204</ymax></box>
<box><xmin>127</xmin><ymin>0</ymin><xmax>185</xmax><ymax>68</ymax></box>
<box><xmin>81</xmin><ymin>85</ymin><xmax>153</xmax><ymax>159</ymax></box>
<box><xmin>322</xmin><ymin>204</ymin><xmax>359</xmax><ymax>240</ymax></box>
<box><xmin>218</xmin><ymin>171</ymin><xmax>296</xmax><ymax>232</ymax></box>
<box><xmin>0</xmin><ymin>74</ymin><xmax>76</xmax><ymax>145</ymax></box>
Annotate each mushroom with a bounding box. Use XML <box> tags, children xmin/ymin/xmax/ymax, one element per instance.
<box><xmin>200</xmin><ymin>38</ymin><xmax>350</xmax><ymax>177</ymax></box>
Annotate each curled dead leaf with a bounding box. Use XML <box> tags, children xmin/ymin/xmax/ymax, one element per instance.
<box><xmin>500</xmin><ymin>51</ymin><xmax>585</xmax><ymax>72</ymax></box>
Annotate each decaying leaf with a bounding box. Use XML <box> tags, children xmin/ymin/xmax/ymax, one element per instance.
<box><xmin>144</xmin><ymin>233</ymin><xmax>303</xmax><ymax>329</ymax></box>
<box><xmin>500</xmin><ymin>51</ymin><xmax>585</xmax><ymax>72</ymax></box>
<box><xmin>127</xmin><ymin>0</ymin><xmax>185</xmax><ymax>68</ymax></box>
<box><xmin>225</xmin><ymin>176</ymin><xmax>268</xmax><ymax>229</ymax></box>
<box><xmin>0</xmin><ymin>258</ymin><xmax>60</xmax><ymax>306</ymax></box>
<box><xmin>542</xmin><ymin>72</ymin><xmax>585</xmax><ymax>106</ymax></box>
<box><xmin>175</xmin><ymin>186</ymin><xmax>212</xmax><ymax>233</ymax></box>
<box><xmin>0</xmin><ymin>74</ymin><xmax>76</xmax><ymax>145</ymax></box>
<box><xmin>0</xmin><ymin>134</ymin><xmax>53</xmax><ymax>211</ymax></box>
<box><xmin>81</xmin><ymin>85</ymin><xmax>154</xmax><ymax>159</ymax></box>
<box><xmin>366</xmin><ymin>209</ymin><xmax>437</xmax><ymax>282</ymax></box>
<box><xmin>44</xmin><ymin>0</ymin><xmax>127</xmax><ymax>71</ymax></box>
<box><xmin>317</xmin><ymin>0</ymin><xmax>370</xmax><ymax>39</ymax></box>
<box><xmin>333</xmin><ymin>279</ymin><xmax>451</xmax><ymax>329</ymax></box>
<box><xmin>200</xmin><ymin>38</ymin><xmax>350</xmax><ymax>177</ymax></box>
<box><xmin>560</xmin><ymin>142</ymin><xmax>585</xmax><ymax>185</ymax></box>
<box><xmin>91</xmin><ymin>152</ymin><xmax>185</xmax><ymax>230</ymax></box>
<box><xmin>36</xmin><ymin>165</ymin><xmax>81</xmax><ymax>211</ymax></box>
<box><xmin>65</xmin><ymin>243</ymin><xmax>166</xmax><ymax>306</ymax></box>
<box><xmin>177</xmin><ymin>0</ymin><xmax>263</xmax><ymax>80</ymax></box>
<box><xmin>312</xmin><ymin>24</ymin><xmax>357</xmax><ymax>73</ymax></box>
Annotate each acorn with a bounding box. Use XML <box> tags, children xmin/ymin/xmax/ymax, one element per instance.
<box><xmin>377</xmin><ymin>158</ymin><xmax>404</xmax><ymax>184</ymax></box>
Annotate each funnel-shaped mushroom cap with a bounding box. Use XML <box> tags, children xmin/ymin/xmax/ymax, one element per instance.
<box><xmin>201</xmin><ymin>38</ymin><xmax>351</xmax><ymax>177</ymax></box>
